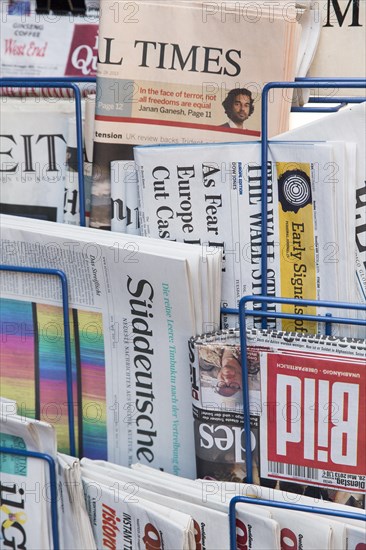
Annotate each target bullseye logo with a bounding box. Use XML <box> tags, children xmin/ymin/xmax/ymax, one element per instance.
<box><xmin>278</xmin><ymin>170</ymin><xmax>312</xmax><ymax>213</ymax></box>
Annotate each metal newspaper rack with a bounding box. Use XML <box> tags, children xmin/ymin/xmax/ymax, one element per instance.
<box><xmin>0</xmin><ymin>76</ymin><xmax>97</xmax><ymax>227</ymax></box>
<box><xmin>0</xmin><ymin>264</ymin><xmax>77</xmax><ymax>549</ymax></box>
<box><xmin>222</xmin><ymin>295</ymin><xmax>366</xmax><ymax>550</ymax></box>
<box><xmin>0</xmin><ymin>78</ymin><xmax>365</xmax><ymax>548</ymax></box>
<box><xmin>223</xmin><ymin>79</ymin><xmax>366</xmax><ymax>549</ymax></box>
<box><xmin>0</xmin><ymin>446</ymin><xmax>60</xmax><ymax>548</ymax></box>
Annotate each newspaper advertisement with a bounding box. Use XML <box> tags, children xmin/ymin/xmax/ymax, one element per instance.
<box><xmin>0</xmin><ymin>214</ymin><xmax>221</xmax><ymax>477</ymax></box>
<box><xmin>0</xmin><ymin>9</ymin><xmax>99</xmax><ymax>81</ymax></box>
<box><xmin>90</xmin><ymin>0</ymin><xmax>302</xmax><ymax>228</ymax></box>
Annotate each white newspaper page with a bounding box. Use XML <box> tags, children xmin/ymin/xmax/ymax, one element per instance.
<box><xmin>82</xmin><ymin>472</ymin><xmax>195</xmax><ymax>549</ymax></box>
<box><xmin>0</xmin><ymin>10</ymin><xmax>99</xmax><ymax>80</ymax></box>
<box><xmin>0</xmin><ymin>98</ymin><xmax>75</xmax><ymax>223</ymax></box>
<box><xmin>81</xmin><ymin>457</ymin><xmax>232</xmax><ymax>550</ymax></box>
<box><xmin>91</xmin><ymin>459</ymin><xmax>281</xmax><ymax>550</ymax></box>
<box><xmin>0</xmin><ymin>214</ymin><xmax>219</xmax><ymax>477</ymax></box>
<box><xmin>275</xmin><ymin>103</ymin><xmax>366</xmax><ymax>333</ymax></box>
<box><xmin>90</xmin><ymin>0</ymin><xmax>301</xmax><ymax>228</ymax></box>
<box><xmin>0</xmin><ymin>410</ymin><xmax>57</xmax><ymax>549</ymax></box>
<box><xmin>110</xmin><ymin>160</ymin><xmax>141</xmax><ymax>234</ymax></box>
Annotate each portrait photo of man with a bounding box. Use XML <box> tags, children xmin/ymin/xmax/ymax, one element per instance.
<box><xmin>220</xmin><ymin>87</ymin><xmax>255</xmax><ymax>130</ymax></box>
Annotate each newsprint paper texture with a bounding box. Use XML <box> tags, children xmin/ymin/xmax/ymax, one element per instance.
<box><xmin>0</xmin><ymin>214</ymin><xmax>221</xmax><ymax>478</ymax></box>
<box><xmin>90</xmin><ymin>0</ymin><xmax>301</xmax><ymax>228</ymax></box>
<box><xmin>190</xmin><ymin>329</ymin><xmax>366</xmax><ymax>510</ymax></box>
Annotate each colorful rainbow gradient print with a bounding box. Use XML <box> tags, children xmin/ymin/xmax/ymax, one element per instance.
<box><xmin>0</xmin><ymin>298</ymin><xmax>107</xmax><ymax>459</ymax></box>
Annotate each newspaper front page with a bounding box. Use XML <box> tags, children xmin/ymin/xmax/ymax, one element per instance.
<box><xmin>81</xmin><ymin>470</ymin><xmax>195</xmax><ymax>549</ymax></box>
<box><xmin>90</xmin><ymin>0</ymin><xmax>302</xmax><ymax>228</ymax></box>
<box><xmin>275</xmin><ymin>103</ymin><xmax>366</xmax><ymax>334</ymax></box>
<box><xmin>0</xmin><ymin>214</ymin><xmax>221</xmax><ymax>477</ymax></box>
<box><xmin>0</xmin><ymin>407</ymin><xmax>57</xmax><ymax>549</ymax></box>
<box><xmin>135</xmin><ymin>139</ymin><xmax>341</xmax><ymax>331</ymax></box>
<box><xmin>190</xmin><ymin>329</ymin><xmax>366</xmax><ymax>509</ymax></box>
<box><xmin>0</xmin><ymin>8</ymin><xmax>99</xmax><ymax>81</ymax></box>
<box><xmin>100</xmin><ymin>459</ymin><xmax>282</xmax><ymax>550</ymax></box>
<box><xmin>0</xmin><ymin>98</ymin><xmax>76</xmax><ymax>223</ymax></box>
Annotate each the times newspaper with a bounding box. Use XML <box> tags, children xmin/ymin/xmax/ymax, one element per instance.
<box><xmin>90</xmin><ymin>0</ymin><xmax>303</xmax><ymax>228</ymax></box>
<box><xmin>189</xmin><ymin>328</ymin><xmax>366</xmax><ymax>509</ymax></box>
<box><xmin>134</xmin><ymin>139</ymin><xmax>352</xmax><ymax>331</ymax></box>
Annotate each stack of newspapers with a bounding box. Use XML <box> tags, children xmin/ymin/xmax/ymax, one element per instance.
<box><xmin>189</xmin><ymin>328</ymin><xmax>366</xmax><ymax>511</ymax></box>
<box><xmin>0</xmin><ymin>94</ymin><xmax>96</xmax><ymax>225</ymax></box>
<box><xmin>89</xmin><ymin>0</ymin><xmax>321</xmax><ymax>228</ymax></box>
<box><xmin>132</xmin><ymin>123</ymin><xmax>365</xmax><ymax>333</ymax></box>
<box><xmin>0</xmin><ymin>213</ymin><xmax>222</xmax><ymax>477</ymax></box>
<box><xmin>0</xmin><ymin>397</ymin><xmax>96</xmax><ymax>549</ymax></box>
<box><xmin>79</xmin><ymin>459</ymin><xmax>366</xmax><ymax>549</ymax></box>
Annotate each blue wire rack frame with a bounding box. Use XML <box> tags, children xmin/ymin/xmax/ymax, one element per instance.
<box><xmin>259</xmin><ymin>78</ymin><xmax>366</xmax><ymax>327</ymax></box>
<box><xmin>222</xmin><ymin>294</ymin><xmax>366</xmax><ymax>550</ymax></box>
<box><xmin>0</xmin><ymin>78</ymin><xmax>90</xmax><ymax>227</ymax></box>
<box><xmin>0</xmin><ymin>446</ymin><xmax>60</xmax><ymax>549</ymax></box>
<box><xmin>0</xmin><ymin>265</ymin><xmax>76</xmax><ymax>457</ymax></box>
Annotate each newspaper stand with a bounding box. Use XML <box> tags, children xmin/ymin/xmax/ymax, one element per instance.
<box><xmin>0</xmin><ymin>77</ymin><xmax>97</xmax><ymax>228</ymax></box>
<box><xmin>0</xmin><ymin>446</ymin><xmax>60</xmax><ymax>549</ymax></box>
<box><xmin>226</xmin><ymin>81</ymin><xmax>366</xmax><ymax>547</ymax></box>
<box><xmin>0</xmin><ymin>265</ymin><xmax>76</xmax><ymax>456</ymax></box>
<box><xmin>0</xmin><ymin>77</ymin><xmax>365</xmax><ymax>548</ymax></box>
<box><xmin>222</xmin><ymin>295</ymin><xmax>366</xmax><ymax>550</ymax></box>
<box><xmin>0</xmin><ymin>265</ymin><xmax>77</xmax><ymax>550</ymax></box>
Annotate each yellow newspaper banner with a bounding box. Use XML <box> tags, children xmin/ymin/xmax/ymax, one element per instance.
<box><xmin>277</xmin><ymin>162</ymin><xmax>317</xmax><ymax>333</ymax></box>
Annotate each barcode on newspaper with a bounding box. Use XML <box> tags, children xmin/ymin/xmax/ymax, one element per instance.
<box><xmin>268</xmin><ymin>461</ymin><xmax>318</xmax><ymax>480</ymax></box>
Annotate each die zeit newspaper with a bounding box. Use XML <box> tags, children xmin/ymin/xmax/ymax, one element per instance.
<box><xmin>189</xmin><ymin>329</ymin><xmax>366</xmax><ymax>509</ymax></box>
<box><xmin>90</xmin><ymin>0</ymin><xmax>301</xmax><ymax>228</ymax></box>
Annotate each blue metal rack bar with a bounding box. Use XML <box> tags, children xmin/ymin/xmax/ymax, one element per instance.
<box><xmin>221</xmin><ymin>295</ymin><xmax>366</xmax><ymax>489</ymax></box>
<box><xmin>260</xmin><ymin>79</ymin><xmax>366</xmax><ymax>328</ymax></box>
<box><xmin>0</xmin><ymin>265</ymin><xmax>76</xmax><ymax>457</ymax></box>
<box><xmin>308</xmin><ymin>96</ymin><xmax>365</xmax><ymax>103</ymax></box>
<box><xmin>0</xmin><ymin>78</ymin><xmax>87</xmax><ymax>227</ymax></box>
<box><xmin>0</xmin><ymin>446</ymin><xmax>60</xmax><ymax>549</ymax></box>
<box><xmin>229</xmin><ymin>496</ymin><xmax>365</xmax><ymax>550</ymax></box>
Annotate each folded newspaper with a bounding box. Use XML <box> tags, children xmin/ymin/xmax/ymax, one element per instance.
<box><xmin>134</xmin><ymin>138</ymin><xmax>355</xmax><ymax>331</ymax></box>
<box><xmin>0</xmin><ymin>214</ymin><xmax>221</xmax><ymax>477</ymax></box>
<box><xmin>189</xmin><ymin>328</ymin><xmax>366</xmax><ymax>510</ymax></box>
<box><xmin>90</xmin><ymin>0</ymin><xmax>305</xmax><ymax>228</ymax></box>
<box><xmin>0</xmin><ymin>97</ymin><xmax>77</xmax><ymax>223</ymax></box>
